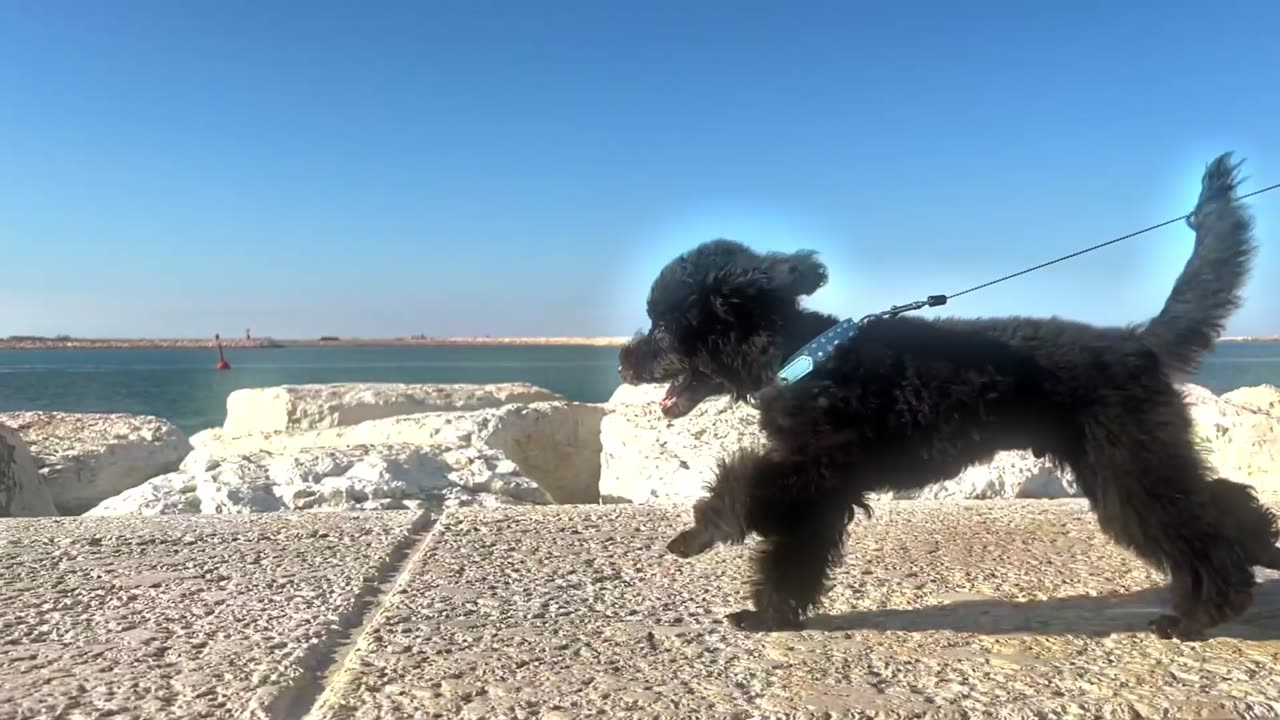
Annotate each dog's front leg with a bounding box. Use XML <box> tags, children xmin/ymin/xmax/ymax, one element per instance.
<box><xmin>666</xmin><ymin>462</ymin><xmax>755</xmax><ymax>558</ymax></box>
<box><xmin>665</xmin><ymin>447</ymin><xmax>851</xmax><ymax>631</ymax></box>
<box><xmin>666</xmin><ymin>523</ymin><xmax>721</xmax><ymax>558</ymax></box>
<box><xmin>719</xmin><ymin>453</ymin><xmax>854</xmax><ymax>632</ymax></box>
<box><xmin>728</xmin><ymin>513</ymin><xmax>848</xmax><ymax>632</ymax></box>
<box><xmin>666</xmin><ymin>448</ymin><xmax>775</xmax><ymax>558</ymax></box>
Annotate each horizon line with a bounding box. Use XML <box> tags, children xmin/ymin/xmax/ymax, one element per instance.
<box><xmin>2</xmin><ymin>333</ymin><xmax>1278</xmax><ymax>350</ymax></box>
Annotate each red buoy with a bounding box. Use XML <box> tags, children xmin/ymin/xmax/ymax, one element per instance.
<box><xmin>214</xmin><ymin>333</ymin><xmax>231</xmax><ymax>371</ymax></box>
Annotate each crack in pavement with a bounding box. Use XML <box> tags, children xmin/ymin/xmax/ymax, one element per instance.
<box><xmin>265</xmin><ymin>509</ymin><xmax>441</xmax><ymax>720</ymax></box>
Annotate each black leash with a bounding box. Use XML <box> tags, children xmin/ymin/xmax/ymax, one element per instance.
<box><xmin>775</xmin><ymin>180</ymin><xmax>1280</xmax><ymax>387</ymax></box>
<box><xmin>880</xmin><ymin>180</ymin><xmax>1280</xmax><ymax>319</ymax></box>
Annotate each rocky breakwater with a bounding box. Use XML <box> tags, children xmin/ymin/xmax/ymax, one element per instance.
<box><xmin>217</xmin><ymin>381</ymin><xmax>563</xmax><ymax>437</ymax></box>
<box><xmin>88</xmin><ymin>383</ymin><xmax>608</xmax><ymax>515</ymax></box>
<box><xmin>0</xmin><ymin>423</ymin><xmax>56</xmax><ymax>517</ymax></box>
<box><xmin>20</xmin><ymin>378</ymin><xmax>1280</xmax><ymax>517</ymax></box>
<box><xmin>0</xmin><ymin>412</ymin><xmax>189</xmax><ymax>516</ymax></box>
<box><xmin>599</xmin><ymin>382</ymin><xmax>1280</xmax><ymax>504</ymax></box>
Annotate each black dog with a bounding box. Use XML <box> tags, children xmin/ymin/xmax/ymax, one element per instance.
<box><xmin>619</xmin><ymin>153</ymin><xmax>1280</xmax><ymax>641</ymax></box>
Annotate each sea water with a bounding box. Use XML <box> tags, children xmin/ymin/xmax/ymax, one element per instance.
<box><xmin>0</xmin><ymin>342</ymin><xmax>1276</xmax><ymax>436</ymax></box>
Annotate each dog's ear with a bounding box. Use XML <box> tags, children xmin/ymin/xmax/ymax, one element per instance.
<box><xmin>701</xmin><ymin>265</ymin><xmax>769</xmax><ymax>321</ymax></box>
<box><xmin>759</xmin><ymin>249</ymin><xmax>828</xmax><ymax>298</ymax></box>
<box><xmin>692</xmin><ymin>243</ymin><xmax>828</xmax><ymax>322</ymax></box>
<box><xmin>701</xmin><ymin>250</ymin><xmax>827</xmax><ymax>319</ymax></box>
<box><xmin>703</xmin><ymin>266</ymin><xmax>802</xmax><ymax>321</ymax></box>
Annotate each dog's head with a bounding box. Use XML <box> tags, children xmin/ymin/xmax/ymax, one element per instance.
<box><xmin>619</xmin><ymin>238</ymin><xmax>834</xmax><ymax>417</ymax></box>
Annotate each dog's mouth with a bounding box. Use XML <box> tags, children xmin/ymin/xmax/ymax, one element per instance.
<box><xmin>618</xmin><ymin>335</ymin><xmax>722</xmax><ymax>418</ymax></box>
<box><xmin>659</xmin><ymin>373</ymin><xmax>718</xmax><ymax>418</ymax></box>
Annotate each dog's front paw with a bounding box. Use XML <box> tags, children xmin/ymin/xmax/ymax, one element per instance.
<box><xmin>725</xmin><ymin>609</ymin><xmax>804</xmax><ymax>632</ymax></box>
<box><xmin>1148</xmin><ymin>613</ymin><xmax>1208</xmax><ymax>642</ymax></box>
<box><xmin>666</xmin><ymin>528</ymin><xmax>714</xmax><ymax>558</ymax></box>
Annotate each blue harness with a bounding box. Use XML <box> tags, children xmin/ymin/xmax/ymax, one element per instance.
<box><xmin>775</xmin><ymin>317</ymin><xmax>861</xmax><ymax>385</ymax></box>
<box><xmin>773</xmin><ymin>294</ymin><xmax>948</xmax><ymax>386</ymax></box>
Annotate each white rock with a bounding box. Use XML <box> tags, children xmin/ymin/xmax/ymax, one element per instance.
<box><xmin>604</xmin><ymin>382</ymin><xmax>666</xmax><ymax>408</ymax></box>
<box><xmin>91</xmin><ymin>401</ymin><xmax>607</xmax><ymax>515</ymax></box>
<box><xmin>0</xmin><ymin>423</ymin><xmax>57</xmax><ymax>517</ymax></box>
<box><xmin>189</xmin><ymin>427</ymin><xmax>223</xmax><ymax>448</ymax></box>
<box><xmin>485</xmin><ymin>402</ymin><xmax>606</xmax><ymax>503</ymax></box>
<box><xmin>1221</xmin><ymin>384</ymin><xmax>1280</xmax><ymax>415</ymax></box>
<box><xmin>0</xmin><ymin>412</ymin><xmax>190</xmax><ymax>515</ymax></box>
<box><xmin>599</xmin><ymin>382</ymin><xmax>1280</xmax><ymax>504</ymax></box>
<box><xmin>197</xmin><ymin>401</ymin><xmax>605</xmax><ymax>503</ymax></box>
<box><xmin>599</xmin><ymin>385</ymin><xmax>770</xmax><ymax>504</ymax></box>
<box><xmin>892</xmin><ymin>450</ymin><xmax>1077</xmax><ymax>500</ymax></box>
<box><xmin>85</xmin><ymin>444</ymin><xmax>533</xmax><ymax>515</ymax></box>
<box><xmin>220</xmin><ymin>382</ymin><xmax>564</xmax><ymax>437</ymax></box>
<box><xmin>1183</xmin><ymin>383</ymin><xmax>1280</xmax><ymax>494</ymax></box>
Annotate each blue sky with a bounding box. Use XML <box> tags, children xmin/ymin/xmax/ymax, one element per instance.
<box><xmin>1</xmin><ymin>1</ymin><xmax>1277</xmax><ymax>339</ymax></box>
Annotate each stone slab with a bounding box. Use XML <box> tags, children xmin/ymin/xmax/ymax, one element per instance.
<box><xmin>0</xmin><ymin>510</ymin><xmax>430</xmax><ymax>720</ymax></box>
<box><xmin>313</xmin><ymin>501</ymin><xmax>1280</xmax><ymax>719</ymax></box>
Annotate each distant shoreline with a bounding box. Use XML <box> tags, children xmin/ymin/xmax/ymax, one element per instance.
<box><xmin>1</xmin><ymin>335</ymin><xmax>1275</xmax><ymax>351</ymax></box>
<box><xmin>0</xmin><ymin>336</ymin><xmax>632</xmax><ymax>350</ymax></box>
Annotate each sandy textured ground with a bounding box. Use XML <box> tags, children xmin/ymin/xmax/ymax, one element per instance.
<box><xmin>315</xmin><ymin>501</ymin><xmax>1280</xmax><ymax>719</ymax></box>
<box><xmin>3</xmin><ymin>501</ymin><xmax>1280</xmax><ymax>719</ymax></box>
<box><xmin>0</xmin><ymin>511</ymin><xmax>430</xmax><ymax>719</ymax></box>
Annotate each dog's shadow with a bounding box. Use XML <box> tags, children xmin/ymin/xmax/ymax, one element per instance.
<box><xmin>805</xmin><ymin>579</ymin><xmax>1280</xmax><ymax>641</ymax></box>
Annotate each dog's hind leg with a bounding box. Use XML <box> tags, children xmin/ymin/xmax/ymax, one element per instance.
<box><xmin>1205</xmin><ymin>476</ymin><xmax>1280</xmax><ymax>571</ymax></box>
<box><xmin>1071</xmin><ymin>424</ymin><xmax>1266</xmax><ymax>640</ymax></box>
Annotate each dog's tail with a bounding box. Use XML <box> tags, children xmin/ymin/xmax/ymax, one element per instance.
<box><xmin>1138</xmin><ymin>153</ymin><xmax>1258</xmax><ymax>378</ymax></box>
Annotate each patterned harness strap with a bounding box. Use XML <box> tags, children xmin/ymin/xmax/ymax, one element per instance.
<box><xmin>775</xmin><ymin>317</ymin><xmax>861</xmax><ymax>385</ymax></box>
<box><xmin>773</xmin><ymin>295</ymin><xmax>947</xmax><ymax>386</ymax></box>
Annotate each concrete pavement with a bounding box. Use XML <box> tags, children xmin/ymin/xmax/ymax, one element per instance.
<box><xmin>4</xmin><ymin>501</ymin><xmax>1280</xmax><ymax>719</ymax></box>
<box><xmin>0</xmin><ymin>511</ymin><xmax>429</xmax><ymax>719</ymax></box>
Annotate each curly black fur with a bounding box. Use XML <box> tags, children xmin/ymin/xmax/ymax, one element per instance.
<box><xmin>623</xmin><ymin>152</ymin><xmax>1278</xmax><ymax>641</ymax></box>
